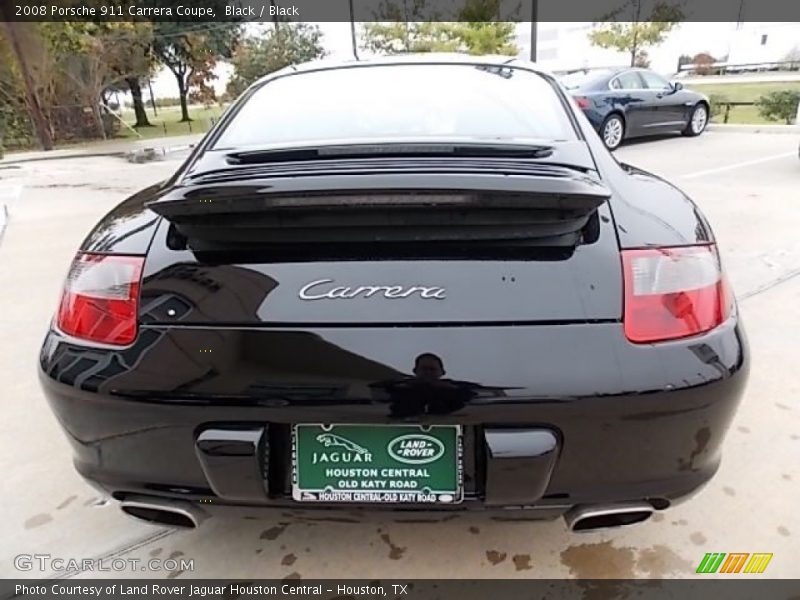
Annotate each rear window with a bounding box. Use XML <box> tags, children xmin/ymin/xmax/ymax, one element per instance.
<box><xmin>559</xmin><ymin>69</ymin><xmax>612</xmax><ymax>90</ymax></box>
<box><xmin>213</xmin><ymin>64</ymin><xmax>577</xmax><ymax>149</ymax></box>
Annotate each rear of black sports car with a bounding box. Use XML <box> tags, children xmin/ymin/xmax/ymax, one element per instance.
<box><xmin>39</xmin><ymin>57</ymin><xmax>748</xmax><ymax>532</ymax></box>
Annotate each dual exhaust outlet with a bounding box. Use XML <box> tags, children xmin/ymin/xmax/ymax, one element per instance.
<box><xmin>564</xmin><ymin>502</ymin><xmax>655</xmax><ymax>532</ymax></box>
<box><xmin>120</xmin><ymin>497</ymin><xmax>655</xmax><ymax>532</ymax></box>
<box><xmin>119</xmin><ymin>497</ymin><xmax>204</xmax><ymax>529</ymax></box>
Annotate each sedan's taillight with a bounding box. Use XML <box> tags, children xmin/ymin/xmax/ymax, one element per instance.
<box><xmin>57</xmin><ymin>253</ymin><xmax>144</xmax><ymax>345</ymax></box>
<box><xmin>622</xmin><ymin>245</ymin><xmax>732</xmax><ymax>343</ymax></box>
<box><xmin>573</xmin><ymin>96</ymin><xmax>591</xmax><ymax>110</ymax></box>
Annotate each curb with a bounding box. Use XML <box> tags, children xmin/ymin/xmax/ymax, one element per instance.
<box><xmin>0</xmin><ymin>139</ymin><xmax>199</xmax><ymax>166</ymax></box>
<box><xmin>0</xmin><ymin>151</ymin><xmax>127</xmax><ymax>165</ymax></box>
<box><xmin>0</xmin><ymin>203</ymin><xmax>8</xmax><ymax>242</ymax></box>
<box><xmin>126</xmin><ymin>144</ymin><xmax>195</xmax><ymax>163</ymax></box>
<box><xmin>708</xmin><ymin>123</ymin><xmax>800</xmax><ymax>135</ymax></box>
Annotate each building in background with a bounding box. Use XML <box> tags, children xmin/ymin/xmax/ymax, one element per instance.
<box><xmin>516</xmin><ymin>22</ymin><xmax>800</xmax><ymax>76</ymax></box>
<box><xmin>725</xmin><ymin>22</ymin><xmax>799</xmax><ymax>66</ymax></box>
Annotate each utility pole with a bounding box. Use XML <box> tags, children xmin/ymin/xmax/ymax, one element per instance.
<box><xmin>269</xmin><ymin>0</ymin><xmax>280</xmax><ymax>31</ymax></box>
<box><xmin>0</xmin><ymin>16</ymin><xmax>53</xmax><ymax>150</ymax></box>
<box><xmin>529</xmin><ymin>0</ymin><xmax>537</xmax><ymax>61</ymax></box>
<box><xmin>349</xmin><ymin>0</ymin><xmax>359</xmax><ymax>60</ymax></box>
<box><xmin>630</xmin><ymin>0</ymin><xmax>642</xmax><ymax>67</ymax></box>
<box><xmin>148</xmin><ymin>45</ymin><xmax>158</xmax><ymax>117</ymax></box>
<box><xmin>148</xmin><ymin>79</ymin><xmax>158</xmax><ymax>117</ymax></box>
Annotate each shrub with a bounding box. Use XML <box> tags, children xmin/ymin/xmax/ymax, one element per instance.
<box><xmin>0</xmin><ymin>102</ymin><xmax>34</xmax><ymax>149</ymax></box>
<box><xmin>756</xmin><ymin>90</ymin><xmax>800</xmax><ymax>124</ymax></box>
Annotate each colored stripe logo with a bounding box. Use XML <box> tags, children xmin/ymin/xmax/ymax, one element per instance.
<box><xmin>696</xmin><ymin>553</ymin><xmax>773</xmax><ymax>574</ymax></box>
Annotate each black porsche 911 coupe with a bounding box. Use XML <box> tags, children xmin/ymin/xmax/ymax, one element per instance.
<box><xmin>561</xmin><ymin>67</ymin><xmax>711</xmax><ymax>150</ymax></box>
<box><xmin>39</xmin><ymin>55</ymin><xmax>748</xmax><ymax>532</ymax></box>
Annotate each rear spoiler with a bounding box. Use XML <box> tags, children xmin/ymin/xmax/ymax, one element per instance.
<box><xmin>146</xmin><ymin>171</ymin><xmax>611</xmax><ymax>246</ymax></box>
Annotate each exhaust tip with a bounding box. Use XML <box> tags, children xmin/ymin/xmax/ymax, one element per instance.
<box><xmin>120</xmin><ymin>499</ymin><xmax>200</xmax><ymax>529</ymax></box>
<box><xmin>565</xmin><ymin>502</ymin><xmax>654</xmax><ymax>533</ymax></box>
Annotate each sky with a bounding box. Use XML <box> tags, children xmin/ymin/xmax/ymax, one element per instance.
<box><xmin>144</xmin><ymin>22</ymin><xmax>800</xmax><ymax>99</ymax></box>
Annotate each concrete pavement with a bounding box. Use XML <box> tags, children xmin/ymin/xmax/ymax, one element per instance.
<box><xmin>0</xmin><ymin>131</ymin><xmax>798</xmax><ymax>580</ymax></box>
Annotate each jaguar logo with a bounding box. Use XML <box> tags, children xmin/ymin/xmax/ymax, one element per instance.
<box><xmin>299</xmin><ymin>279</ymin><xmax>446</xmax><ymax>301</ymax></box>
<box><xmin>312</xmin><ymin>433</ymin><xmax>373</xmax><ymax>465</ymax></box>
<box><xmin>316</xmin><ymin>433</ymin><xmax>369</xmax><ymax>455</ymax></box>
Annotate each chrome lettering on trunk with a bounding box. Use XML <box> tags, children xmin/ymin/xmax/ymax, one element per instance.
<box><xmin>298</xmin><ymin>279</ymin><xmax>446</xmax><ymax>301</ymax></box>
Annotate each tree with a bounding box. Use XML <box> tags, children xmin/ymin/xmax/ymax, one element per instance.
<box><xmin>634</xmin><ymin>49</ymin><xmax>650</xmax><ymax>67</ymax></box>
<box><xmin>112</xmin><ymin>23</ymin><xmax>157</xmax><ymax>128</ymax></box>
<box><xmin>362</xmin><ymin>0</ymin><xmax>518</xmax><ymax>55</ymax></box>
<box><xmin>450</xmin><ymin>0</ymin><xmax>519</xmax><ymax>55</ymax></box>
<box><xmin>125</xmin><ymin>77</ymin><xmax>152</xmax><ymax>128</ymax></box>
<box><xmin>0</xmin><ymin>19</ymin><xmax>53</xmax><ymax>150</ymax></box>
<box><xmin>152</xmin><ymin>18</ymin><xmax>241</xmax><ymax>122</ymax></box>
<box><xmin>46</xmin><ymin>23</ymin><xmax>143</xmax><ymax>139</ymax></box>
<box><xmin>362</xmin><ymin>0</ymin><xmax>460</xmax><ymax>54</ymax></box>
<box><xmin>227</xmin><ymin>23</ymin><xmax>325</xmax><ymax>98</ymax></box>
<box><xmin>588</xmin><ymin>0</ymin><xmax>683</xmax><ymax>67</ymax></box>
<box><xmin>362</xmin><ymin>22</ymin><xmax>455</xmax><ymax>54</ymax></box>
<box><xmin>0</xmin><ymin>30</ymin><xmax>30</xmax><ymax>152</ymax></box>
<box><xmin>691</xmin><ymin>52</ymin><xmax>716</xmax><ymax>76</ymax></box>
<box><xmin>0</xmin><ymin>20</ymin><xmax>150</xmax><ymax>147</ymax></box>
<box><xmin>188</xmin><ymin>55</ymin><xmax>218</xmax><ymax>108</ymax></box>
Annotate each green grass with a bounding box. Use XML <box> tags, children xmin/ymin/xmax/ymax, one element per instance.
<box><xmin>688</xmin><ymin>81</ymin><xmax>800</xmax><ymax>124</ymax></box>
<box><xmin>116</xmin><ymin>104</ymin><xmax>228</xmax><ymax>140</ymax></box>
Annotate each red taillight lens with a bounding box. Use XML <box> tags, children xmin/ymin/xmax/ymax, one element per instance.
<box><xmin>622</xmin><ymin>245</ymin><xmax>731</xmax><ymax>343</ymax></box>
<box><xmin>573</xmin><ymin>96</ymin><xmax>591</xmax><ymax>110</ymax></box>
<box><xmin>56</xmin><ymin>253</ymin><xmax>144</xmax><ymax>345</ymax></box>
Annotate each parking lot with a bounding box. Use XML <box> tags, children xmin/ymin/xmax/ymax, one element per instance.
<box><xmin>1</xmin><ymin>130</ymin><xmax>798</xmax><ymax>579</ymax></box>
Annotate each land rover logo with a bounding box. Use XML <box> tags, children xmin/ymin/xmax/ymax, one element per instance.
<box><xmin>298</xmin><ymin>279</ymin><xmax>446</xmax><ymax>301</ymax></box>
<box><xmin>387</xmin><ymin>434</ymin><xmax>445</xmax><ymax>465</ymax></box>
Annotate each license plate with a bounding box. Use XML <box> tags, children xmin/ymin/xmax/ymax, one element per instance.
<box><xmin>292</xmin><ymin>424</ymin><xmax>463</xmax><ymax>504</ymax></box>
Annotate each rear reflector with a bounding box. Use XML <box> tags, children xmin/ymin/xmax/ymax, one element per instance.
<box><xmin>622</xmin><ymin>245</ymin><xmax>731</xmax><ymax>343</ymax></box>
<box><xmin>57</xmin><ymin>253</ymin><xmax>144</xmax><ymax>345</ymax></box>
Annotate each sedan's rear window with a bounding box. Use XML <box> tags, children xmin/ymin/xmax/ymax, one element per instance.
<box><xmin>213</xmin><ymin>64</ymin><xmax>577</xmax><ymax>149</ymax></box>
<box><xmin>559</xmin><ymin>69</ymin><xmax>612</xmax><ymax>90</ymax></box>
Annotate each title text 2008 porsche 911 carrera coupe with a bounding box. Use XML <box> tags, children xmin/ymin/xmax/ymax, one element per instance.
<box><xmin>39</xmin><ymin>55</ymin><xmax>748</xmax><ymax>532</ymax></box>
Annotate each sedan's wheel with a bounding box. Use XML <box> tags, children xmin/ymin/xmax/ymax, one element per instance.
<box><xmin>683</xmin><ymin>104</ymin><xmax>708</xmax><ymax>137</ymax></box>
<box><xmin>601</xmin><ymin>115</ymin><xmax>625</xmax><ymax>150</ymax></box>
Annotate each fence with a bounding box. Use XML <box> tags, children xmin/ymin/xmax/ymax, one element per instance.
<box><xmin>148</xmin><ymin>116</ymin><xmax>219</xmax><ymax>137</ymax></box>
<box><xmin>714</xmin><ymin>101</ymin><xmax>756</xmax><ymax>123</ymax></box>
<box><xmin>678</xmin><ymin>60</ymin><xmax>800</xmax><ymax>76</ymax></box>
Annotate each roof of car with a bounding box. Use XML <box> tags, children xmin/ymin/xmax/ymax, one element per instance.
<box><xmin>249</xmin><ymin>53</ymin><xmax>553</xmax><ymax>89</ymax></box>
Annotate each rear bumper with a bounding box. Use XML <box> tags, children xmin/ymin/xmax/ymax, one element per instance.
<box><xmin>39</xmin><ymin>318</ymin><xmax>748</xmax><ymax>515</ymax></box>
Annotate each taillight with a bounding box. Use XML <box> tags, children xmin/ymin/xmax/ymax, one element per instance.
<box><xmin>56</xmin><ymin>253</ymin><xmax>144</xmax><ymax>345</ymax></box>
<box><xmin>573</xmin><ymin>96</ymin><xmax>591</xmax><ymax>110</ymax></box>
<box><xmin>622</xmin><ymin>245</ymin><xmax>731</xmax><ymax>343</ymax></box>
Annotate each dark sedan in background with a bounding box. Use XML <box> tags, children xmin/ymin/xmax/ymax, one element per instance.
<box><xmin>39</xmin><ymin>56</ymin><xmax>747</xmax><ymax>532</ymax></box>
<box><xmin>562</xmin><ymin>67</ymin><xmax>710</xmax><ymax>150</ymax></box>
